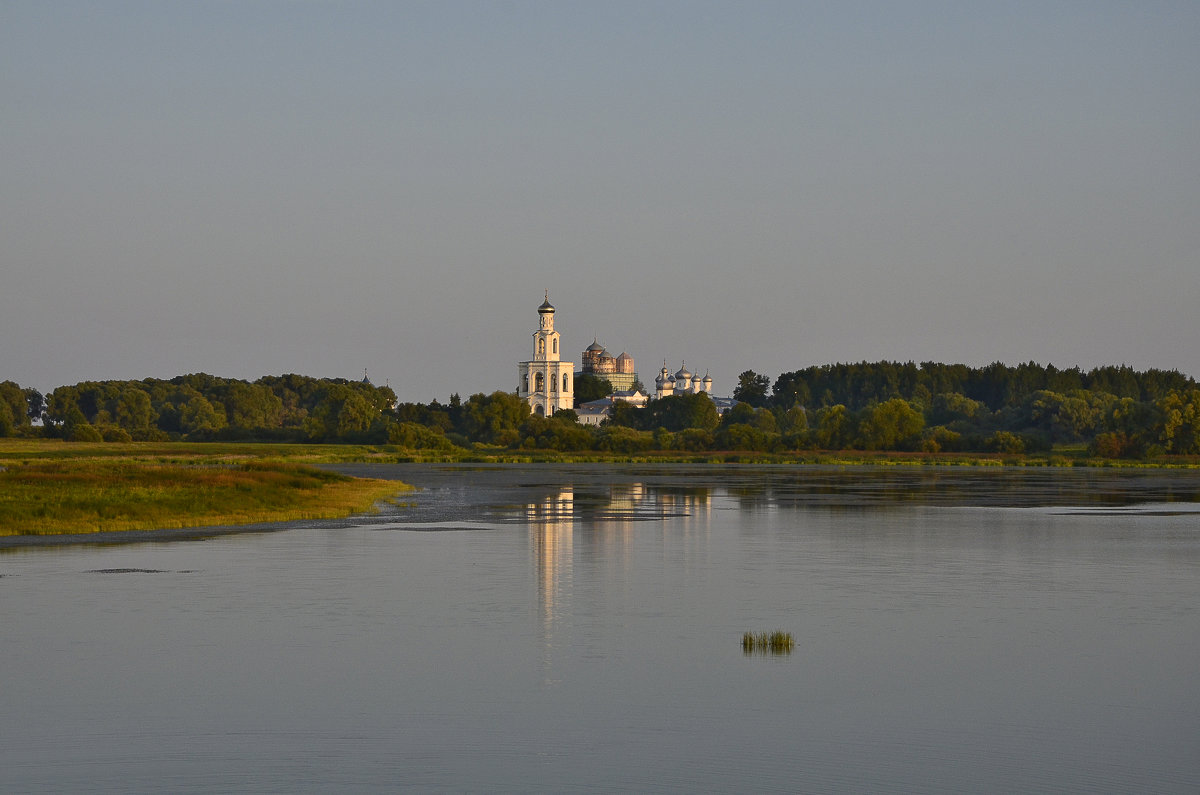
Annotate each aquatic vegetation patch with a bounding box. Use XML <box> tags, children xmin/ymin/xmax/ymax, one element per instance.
<box><xmin>87</xmin><ymin>568</ymin><xmax>170</xmax><ymax>574</ymax></box>
<box><xmin>742</xmin><ymin>630</ymin><xmax>795</xmax><ymax>655</ymax></box>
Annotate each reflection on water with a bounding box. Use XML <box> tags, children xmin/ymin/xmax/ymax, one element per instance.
<box><xmin>529</xmin><ymin>488</ymin><xmax>573</xmax><ymax>681</ymax></box>
<box><xmin>537</xmin><ymin>481</ymin><xmax>712</xmax><ymax>523</ymax></box>
<box><xmin>373</xmin><ymin>463</ymin><xmax>1200</xmax><ymax>527</ymax></box>
<box><xmin>527</xmin><ymin>482</ymin><xmax>718</xmax><ymax>679</ymax></box>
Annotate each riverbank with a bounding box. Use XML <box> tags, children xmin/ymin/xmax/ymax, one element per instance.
<box><xmin>0</xmin><ymin>440</ymin><xmax>410</xmax><ymax>539</ymax></box>
<box><xmin>3</xmin><ymin>438</ymin><xmax>1197</xmax><ymax>543</ymax></box>
<box><xmin>3</xmin><ymin>437</ymin><xmax>1197</xmax><ymax>469</ymax></box>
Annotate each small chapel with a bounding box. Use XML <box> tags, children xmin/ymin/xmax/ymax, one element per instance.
<box><xmin>517</xmin><ymin>293</ymin><xmax>575</xmax><ymax>416</ymax></box>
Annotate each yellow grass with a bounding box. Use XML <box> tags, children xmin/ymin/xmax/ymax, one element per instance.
<box><xmin>0</xmin><ymin>441</ymin><xmax>410</xmax><ymax>536</ymax></box>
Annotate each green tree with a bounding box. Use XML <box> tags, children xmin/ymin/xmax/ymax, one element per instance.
<box><xmin>722</xmin><ymin>403</ymin><xmax>777</xmax><ymax>434</ymax></box>
<box><xmin>24</xmin><ymin>387</ymin><xmax>44</xmax><ymax>425</ymax></box>
<box><xmin>595</xmin><ymin>425</ymin><xmax>655</xmax><ymax>453</ymax></box>
<box><xmin>0</xmin><ymin>381</ymin><xmax>28</xmax><ymax>435</ymax></box>
<box><xmin>713</xmin><ymin>423</ymin><xmax>775</xmax><ymax>451</ymax></box>
<box><xmin>520</xmin><ymin>414</ymin><xmax>594</xmax><ymax>451</ymax></box>
<box><xmin>304</xmin><ymin>384</ymin><xmax>378</xmax><ymax>441</ymax></box>
<box><xmin>751</xmin><ymin>408</ymin><xmax>778</xmax><ymax>434</ymax></box>
<box><xmin>101</xmin><ymin>426</ymin><xmax>133</xmax><ymax>443</ymax></box>
<box><xmin>780</xmin><ymin>411</ymin><xmax>812</xmax><ymax>449</ymax></box>
<box><xmin>779</xmin><ymin>405</ymin><xmax>809</xmax><ymax>434</ymax></box>
<box><xmin>257</xmin><ymin>373</ymin><xmax>314</xmax><ymax>427</ymax></box>
<box><xmin>987</xmin><ymin>431</ymin><xmax>1026</xmax><ymax>454</ymax></box>
<box><xmin>813</xmin><ymin>404</ymin><xmax>853</xmax><ymax>449</ymax></box>
<box><xmin>0</xmin><ymin>397</ymin><xmax>13</xmax><ymax>437</ymax></box>
<box><xmin>180</xmin><ymin>394</ymin><xmax>226</xmax><ymax>436</ymax></box>
<box><xmin>856</xmin><ymin>398</ymin><xmax>925</xmax><ymax>450</ymax></box>
<box><xmin>115</xmin><ymin>387</ymin><xmax>155</xmax><ymax>434</ymax></box>
<box><xmin>733</xmin><ymin>370</ymin><xmax>770</xmax><ymax>407</ymax></box>
<box><xmin>722</xmin><ymin>402</ymin><xmax>757</xmax><ymax>426</ymax></box>
<box><xmin>1026</xmin><ymin>389</ymin><xmax>1113</xmax><ymax>443</ymax></box>
<box><xmin>553</xmin><ymin>408</ymin><xmax>579</xmax><ymax>424</ymax></box>
<box><xmin>930</xmin><ymin>392</ymin><xmax>986</xmax><ymax>425</ymax></box>
<box><xmin>1104</xmin><ymin>397</ymin><xmax>1156</xmax><ymax>449</ymax></box>
<box><xmin>222</xmin><ymin>382</ymin><xmax>284</xmax><ymax>430</ymax></box>
<box><xmin>921</xmin><ymin>425</ymin><xmax>963</xmax><ymax>453</ymax></box>
<box><xmin>770</xmin><ymin>371</ymin><xmax>812</xmax><ymax>410</ymax></box>
<box><xmin>69</xmin><ymin>421</ymin><xmax>103</xmax><ymax>442</ymax></box>
<box><xmin>671</xmin><ymin>427</ymin><xmax>712</xmax><ymax>451</ymax></box>
<box><xmin>607</xmin><ymin>400</ymin><xmax>644</xmax><ymax>429</ymax></box>
<box><xmin>573</xmin><ymin>374</ymin><xmax>613</xmax><ymax>406</ymax></box>
<box><xmin>44</xmin><ymin>386</ymin><xmax>80</xmax><ymax>433</ymax></box>
<box><xmin>1086</xmin><ymin>365</ymin><xmax>1141</xmax><ymax>399</ymax></box>
<box><xmin>389</xmin><ymin>421</ymin><xmax>457</xmax><ymax>450</ymax></box>
<box><xmin>458</xmin><ymin>391</ymin><xmax>531</xmax><ymax>445</ymax></box>
<box><xmin>1156</xmin><ymin>389</ymin><xmax>1200</xmax><ymax>454</ymax></box>
<box><xmin>646</xmin><ymin>393</ymin><xmax>720</xmax><ymax>432</ymax></box>
<box><xmin>1089</xmin><ymin>432</ymin><xmax>1142</xmax><ymax>459</ymax></box>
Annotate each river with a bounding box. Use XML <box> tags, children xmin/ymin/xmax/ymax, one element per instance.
<box><xmin>3</xmin><ymin>464</ymin><xmax>1199</xmax><ymax>792</ymax></box>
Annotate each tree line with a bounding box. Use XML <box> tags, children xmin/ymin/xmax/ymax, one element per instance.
<box><xmin>2</xmin><ymin>374</ymin><xmax>397</xmax><ymax>443</ymax></box>
<box><xmin>730</xmin><ymin>361</ymin><xmax>1199</xmax><ymax>457</ymax></box>
<box><xmin>2</xmin><ymin>360</ymin><xmax>1198</xmax><ymax>457</ymax></box>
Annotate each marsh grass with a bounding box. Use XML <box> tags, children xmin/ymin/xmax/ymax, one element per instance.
<box><xmin>0</xmin><ymin>458</ymin><xmax>410</xmax><ymax>536</ymax></box>
<box><xmin>2</xmin><ymin>438</ymin><xmax>1197</xmax><ymax>469</ymax></box>
<box><xmin>0</xmin><ymin>438</ymin><xmax>408</xmax><ymax>465</ymax></box>
<box><xmin>742</xmin><ymin>630</ymin><xmax>795</xmax><ymax>655</ymax></box>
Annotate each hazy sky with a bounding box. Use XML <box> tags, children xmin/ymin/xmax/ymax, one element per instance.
<box><xmin>4</xmin><ymin>1</ymin><xmax>1198</xmax><ymax>403</ymax></box>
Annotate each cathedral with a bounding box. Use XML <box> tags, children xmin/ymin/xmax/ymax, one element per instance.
<box><xmin>654</xmin><ymin>361</ymin><xmax>712</xmax><ymax>399</ymax></box>
<box><xmin>517</xmin><ymin>294</ymin><xmax>575</xmax><ymax>416</ymax></box>
<box><xmin>580</xmin><ymin>340</ymin><xmax>638</xmax><ymax>391</ymax></box>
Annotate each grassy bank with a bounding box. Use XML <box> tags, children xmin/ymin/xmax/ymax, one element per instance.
<box><xmin>2</xmin><ymin>438</ymin><xmax>1198</xmax><ymax>469</ymax></box>
<box><xmin>0</xmin><ymin>438</ymin><xmax>407</xmax><ymax>465</ymax></box>
<box><xmin>0</xmin><ymin>441</ymin><xmax>410</xmax><ymax>537</ymax></box>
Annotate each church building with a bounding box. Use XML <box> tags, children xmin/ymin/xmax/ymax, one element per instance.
<box><xmin>654</xmin><ymin>361</ymin><xmax>713</xmax><ymax>399</ymax></box>
<box><xmin>518</xmin><ymin>294</ymin><xmax>574</xmax><ymax>416</ymax></box>
<box><xmin>580</xmin><ymin>340</ymin><xmax>638</xmax><ymax>391</ymax></box>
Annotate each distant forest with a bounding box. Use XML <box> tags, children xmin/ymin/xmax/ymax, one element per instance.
<box><xmin>2</xmin><ymin>361</ymin><xmax>1198</xmax><ymax>457</ymax></box>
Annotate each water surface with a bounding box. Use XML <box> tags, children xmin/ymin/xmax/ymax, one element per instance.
<box><xmin>3</xmin><ymin>465</ymin><xmax>1198</xmax><ymax>792</ymax></box>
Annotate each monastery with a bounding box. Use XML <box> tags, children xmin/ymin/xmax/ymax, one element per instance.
<box><xmin>518</xmin><ymin>295</ymin><xmax>722</xmax><ymax>421</ymax></box>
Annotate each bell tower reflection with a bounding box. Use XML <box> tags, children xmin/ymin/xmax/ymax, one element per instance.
<box><xmin>527</xmin><ymin>481</ymin><xmax>713</xmax><ymax>684</ymax></box>
<box><xmin>529</xmin><ymin>488</ymin><xmax>574</xmax><ymax>680</ymax></box>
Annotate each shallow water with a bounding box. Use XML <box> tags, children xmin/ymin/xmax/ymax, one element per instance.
<box><xmin>2</xmin><ymin>465</ymin><xmax>1199</xmax><ymax>792</ymax></box>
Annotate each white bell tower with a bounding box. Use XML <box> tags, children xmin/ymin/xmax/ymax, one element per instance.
<box><xmin>518</xmin><ymin>293</ymin><xmax>574</xmax><ymax>416</ymax></box>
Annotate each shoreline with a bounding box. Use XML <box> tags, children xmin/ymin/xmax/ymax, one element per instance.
<box><xmin>0</xmin><ymin>518</ymin><xmax>320</xmax><ymax>549</ymax></box>
<box><xmin>6</xmin><ymin>460</ymin><xmax>1200</xmax><ymax>549</ymax></box>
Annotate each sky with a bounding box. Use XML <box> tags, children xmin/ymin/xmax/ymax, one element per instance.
<box><xmin>3</xmin><ymin>1</ymin><xmax>1198</xmax><ymax>403</ymax></box>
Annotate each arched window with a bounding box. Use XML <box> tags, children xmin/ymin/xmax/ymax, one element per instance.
<box><xmin>535</xmin><ymin>372</ymin><xmax>544</xmax><ymax>392</ymax></box>
<box><xmin>551</xmin><ymin>377</ymin><xmax>557</xmax><ymax>393</ymax></box>
<box><xmin>538</xmin><ymin>339</ymin><xmax>545</xmax><ymax>356</ymax></box>
<box><xmin>535</xmin><ymin>405</ymin><xmax>544</xmax><ymax>416</ymax></box>
<box><xmin>563</xmin><ymin>373</ymin><xmax>570</xmax><ymax>392</ymax></box>
<box><xmin>553</xmin><ymin>339</ymin><xmax>558</xmax><ymax>354</ymax></box>
<box><xmin>522</xmin><ymin>375</ymin><xmax>529</xmax><ymax>393</ymax></box>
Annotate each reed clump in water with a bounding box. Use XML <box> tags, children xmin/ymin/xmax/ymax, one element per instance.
<box><xmin>742</xmin><ymin>630</ymin><xmax>794</xmax><ymax>655</ymax></box>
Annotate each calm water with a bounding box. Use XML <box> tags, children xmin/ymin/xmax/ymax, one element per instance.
<box><xmin>3</xmin><ymin>465</ymin><xmax>1199</xmax><ymax>793</ymax></box>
